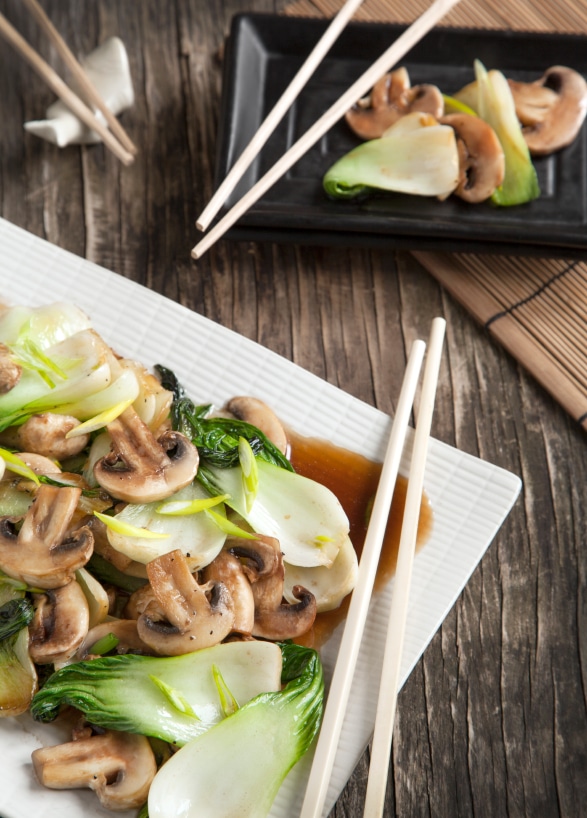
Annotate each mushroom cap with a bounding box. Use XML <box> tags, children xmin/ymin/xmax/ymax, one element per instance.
<box><xmin>137</xmin><ymin>549</ymin><xmax>235</xmax><ymax>655</ymax></box>
<box><xmin>508</xmin><ymin>65</ymin><xmax>587</xmax><ymax>155</ymax></box>
<box><xmin>224</xmin><ymin>395</ymin><xmax>289</xmax><ymax>456</ymax></box>
<box><xmin>29</xmin><ymin>580</ymin><xmax>90</xmax><ymax>665</ymax></box>
<box><xmin>229</xmin><ymin>534</ymin><xmax>317</xmax><ymax>640</ymax></box>
<box><xmin>0</xmin><ymin>343</ymin><xmax>21</xmax><ymax>394</ymax></box>
<box><xmin>440</xmin><ymin>113</ymin><xmax>505</xmax><ymax>203</ymax></box>
<box><xmin>32</xmin><ymin>729</ymin><xmax>157</xmax><ymax>810</ymax></box>
<box><xmin>0</xmin><ymin>484</ymin><xmax>94</xmax><ymax>589</ymax></box>
<box><xmin>345</xmin><ymin>67</ymin><xmax>444</xmax><ymax>140</ymax></box>
<box><xmin>94</xmin><ymin>406</ymin><xmax>200</xmax><ymax>504</ymax></box>
<box><xmin>16</xmin><ymin>413</ymin><xmax>90</xmax><ymax>460</ymax></box>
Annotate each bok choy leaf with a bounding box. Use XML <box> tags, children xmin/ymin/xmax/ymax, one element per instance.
<box><xmin>30</xmin><ymin>640</ymin><xmax>283</xmax><ymax>746</ymax></box>
<box><xmin>148</xmin><ymin>642</ymin><xmax>324</xmax><ymax>818</ymax></box>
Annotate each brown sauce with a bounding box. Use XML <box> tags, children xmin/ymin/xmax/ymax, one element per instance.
<box><xmin>287</xmin><ymin>430</ymin><xmax>433</xmax><ymax>649</ymax></box>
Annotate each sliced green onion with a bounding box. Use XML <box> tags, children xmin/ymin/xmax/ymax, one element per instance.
<box><xmin>94</xmin><ymin>510</ymin><xmax>170</xmax><ymax>540</ymax></box>
<box><xmin>149</xmin><ymin>674</ymin><xmax>200</xmax><ymax>719</ymax></box>
<box><xmin>204</xmin><ymin>509</ymin><xmax>257</xmax><ymax>540</ymax></box>
<box><xmin>238</xmin><ymin>436</ymin><xmax>258</xmax><ymax>513</ymax></box>
<box><xmin>156</xmin><ymin>494</ymin><xmax>230</xmax><ymax>516</ymax></box>
<box><xmin>66</xmin><ymin>398</ymin><xmax>135</xmax><ymax>438</ymax></box>
<box><xmin>212</xmin><ymin>664</ymin><xmax>239</xmax><ymax>717</ymax></box>
<box><xmin>0</xmin><ymin>448</ymin><xmax>40</xmax><ymax>485</ymax></box>
<box><xmin>88</xmin><ymin>633</ymin><xmax>120</xmax><ymax>656</ymax></box>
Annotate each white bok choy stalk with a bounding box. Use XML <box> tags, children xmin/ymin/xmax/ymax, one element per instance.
<box><xmin>454</xmin><ymin>60</ymin><xmax>540</xmax><ymax>206</ymax></box>
<box><xmin>0</xmin><ymin>303</ymin><xmax>142</xmax><ymax>432</ymax></box>
<box><xmin>101</xmin><ymin>482</ymin><xmax>228</xmax><ymax>569</ymax></box>
<box><xmin>148</xmin><ymin>642</ymin><xmax>324</xmax><ymax>818</ymax></box>
<box><xmin>202</xmin><ymin>458</ymin><xmax>349</xmax><ymax>568</ymax></box>
<box><xmin>323</xmin><ymin>111</ymin><xmax>460</xmax><ymax>200</ymax></box>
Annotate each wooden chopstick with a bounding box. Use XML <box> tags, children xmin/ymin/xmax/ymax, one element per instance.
<box><xmin>298</xmin><ymin>337</ymin><xmax>427</xmax><ymax>818</ymax></box>
<box><xmin>21</xmin><ymin>0</ymin><xmax>137</xmax><ymax>157</ymax></box>
<box><xmin>0</xmin><ymin>11</ymin><xmax>134</xmax><ymax>165</ymax></box>
<box><xmin>191</xmin><ymin>0</ymin><xmax>462</xmax><ymax>259</ymax></box>
<box><xmin>196</xmin><ymin>0</ymin><xmax>366</xmax><ymax>232</ymax></box>
<box><xmin>362</xmin><ymin>316</ymin><xmax>446</xmax><ymax>818</ymax></box>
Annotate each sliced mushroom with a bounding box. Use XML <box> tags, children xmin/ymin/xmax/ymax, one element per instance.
<box><xmin>346</xmin><ymin>67</ymin><xmax>444</xmax><ymax>140</ymax></box>
<box><xmin>93</xmin><ymin>406</ymin><xmax>200</xmax><ymax>503</ymax></box>
<box><xmin>202</xmin><ymin>549</ymin><xmax>255</xmax><ymax>635</ymax></box>
<box><xmin>32</xmin><ymin>729</ymin><xmax>157</xmax><ymax>811</ymax></box>
<box><xmin>224</xmin><ymin>396</ymin><xmax>289</xmax><ymax>456</ymax></box>
<box><xmin>440</xmin><ymin>113</ymin><xmax>505</xmax><ymax>202</ymax></box>
<box><xmin>230</xmin><ymin>535</ymin><xmax>316</xmax><ymax>640</ymax></box>
<box><xmin>29</xmin><ymin>580</ymin><xmax>90</xmax><ymax>664</ymax></box>
<box><xmin>0</xmin><ymin>343</ymin><xmax>21</xmax><ymax>394</ymax></box>
<box><xmin>0</xmin><ymin>413</ymin><xmax>91</xmax><ymax>460</ymax></box>
<box><xmin>137</xmin><ymin>549</ymin><xmax>234</xmax><ymax>655</ymax></box>
<box><xmin>0</xmin><ymin>484</ymin><xmax>94</xmax><ymax>589</ymax></box>
<box><xmin>508</xmin><ymin>65</ymin><xmax>587</xmax><ymax>155</ymax></box>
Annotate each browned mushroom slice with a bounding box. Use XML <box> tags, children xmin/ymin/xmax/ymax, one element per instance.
<box><xmin>440</xmin><ymin>113</ymin><xmax>505</xmax><ymax>202</ymax></box>
<box><xmin>230</xmin><ymin>535</ymin><xmax>316</xmax><ymax>640</ymax></box>
<box><xmin>508</xmin><ymin>65</ymin><xmax>587</xmax><ymax>155</ymax></box>
<box><xmin>0</xmin><ymin>484</ymin><xmax>93</xmax><ymax>589</ymax></box>
<box><xmin>0</xmin><ymin>343</ymin><xmax>21</xmax><ymax>394</ymax></box>
<box><xmin>202</xmin><ymin>549</ymin><xmax>255</xmax><ymax>636</ymax></box>
<box><xmin>224</xmin><ymin>396</ymin><xmax>289</xmax><ymax>455</ymax></box>
<box><xmin>29</xmin><ymin>580</ymin><xmax>90</xmax><ymax>665</ymax></box>
<box><xmin>137</xmin><ymin>549</ymin><xmax>235</xmax><ymax>655</ymax></box>
<box><xmin>0</xmin><ymin>413</ymin><xmax>90</xmax><ymax>460</ymax></box>
<box><xmin>32</xmin><ymin>729</ymin><xmax>157</xmax><ymax>811</ymax></box>
<box><xmin>345</xmin><ymin>67</ymin><xmax>444</xmax><ymax>140</ymax></box>
<box><xmin>94</xmin><ymin>405</ymin><xmax>199</xmax><ymax>504</ymax></box>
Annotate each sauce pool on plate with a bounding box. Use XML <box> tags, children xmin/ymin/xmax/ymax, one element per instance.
<box><xmin>288</xmin><ymin>431</ymin><xmax>433</xmax><ymax>648</ymax></box>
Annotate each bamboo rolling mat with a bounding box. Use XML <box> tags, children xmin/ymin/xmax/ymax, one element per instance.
<box><xmin>283</xmin><ymin>0</ymin><xmax>587</xmax><ymax>430</ymax></box>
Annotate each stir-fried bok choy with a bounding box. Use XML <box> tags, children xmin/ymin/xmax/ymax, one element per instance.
<box><xmin>31</xmin><ymin>640</ymin><xmax>283</xmax><ymax>746</ymax></box>
<box><xmin>323</xmin><ymin>111</ymin><xmax>460</xmax><ymax>200</ymax></box>
<box><xmin>148</xmin><ymin>642</ymin><xmax>324</xmax><ymax>818</ymax></box>
<box><xmin>454</xmin><ymin>60</ymin><xmax>540</xmax><ymax>206</ymax></box>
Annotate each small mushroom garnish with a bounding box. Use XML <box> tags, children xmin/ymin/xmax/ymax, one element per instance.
<box><xmin>202</xmin><ymin>549</ymin><xmax>255</xmax><ymax>636</ymax></box>
<box><xmin>346</xmin><ymin>66</ymin><xmax>444</xmax><ymax>140</ymax></box>
<box><xmin>32</xmin><ymin>729</ymin><xmax>157</xmax><ymax>811</ymax></box>
<box><xmin>0</xmin><ymin>484</ymin><xmax>94</xmax><ymax>589</ymax></box>
<box><xmin>137</xmin><ymin>549</ymin><xmax>235</xmax><ymax>655</ymax></box>
<box><xmin>224</xmin><ymin>396</ymin><xmax>289</xmax><ymax>456</ymax></box>
<box><xmin>440</xmin><ymin>113</ymin><xmax>505</xmax><ymax>202</ymax></box>
<box><xmin>0</xmin><ymin>413</ymin><xmax>90</xmax><ymax>460</ymax></box>
<box><xmin>29</xmin><ymin>580</ymin><xmax>90</xmax><ymax>665</ymax></box>
<box><xmin>0</xmin><ymin>343</ymin><xmax>21</xmax><ymax>393</ymax></box>
<box><xmin>508</xmin><ymin>65</ymin><xmax>587</xmax><ymax>155</ymax></box>
<box><xmin>93</xmin><ymin>406</ymin><xmax>200</xmax><ymax>504</ymax></box>
<box><xmin>231</xmin><ymin>535</ymin><xmax>316</xmax><ymax>640</ymax></box>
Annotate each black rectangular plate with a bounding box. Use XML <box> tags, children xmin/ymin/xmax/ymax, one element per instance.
<box><xmin>214</xmin><ymin>13</ymin><xmax>587</xmax><ymax>258</ymax></box>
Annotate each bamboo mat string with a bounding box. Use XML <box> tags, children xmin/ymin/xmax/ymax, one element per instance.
<box><xmin>283</xmin><ymin>0</ymin><xmax>587</xmax><ymax>429</ymax></box>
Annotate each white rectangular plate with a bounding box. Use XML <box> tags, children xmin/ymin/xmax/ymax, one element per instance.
<box><xmin>0</xmin><ymin>217</ymin><xmax>521</xmax><ymax>818</ymax></box>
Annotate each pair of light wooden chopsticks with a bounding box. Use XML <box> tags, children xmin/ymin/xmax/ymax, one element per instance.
<box><xmin>192</xmin><ymin>0</ymin><xmax>463</xmax><ymax>258</ymax></box>
<box><xmin>300</xmin><ymin>317</ymin><xmax>446</xmax><ymax>818</ymax></box>
<box><xmin>0</xmin><ymin>0</ymin><xmax>136</xmax><ymax>165</ymax></box>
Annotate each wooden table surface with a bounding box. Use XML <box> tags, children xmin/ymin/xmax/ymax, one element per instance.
<box><xmin>0</xmin><ymin>1</ymin><xmax>586</xmax><ymax>816</ymax></box>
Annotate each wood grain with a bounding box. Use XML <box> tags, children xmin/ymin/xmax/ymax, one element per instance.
<box><xmin>0</xmin><ymin>1</ymin><xmax>585</xmax><ymax>817</ymax></box>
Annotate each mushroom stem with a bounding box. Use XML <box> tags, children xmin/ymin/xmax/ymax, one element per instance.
<box><xmin>137</xmin><ymin>550</ymin><xmax>235</xmax><ymax>655</ymax></box>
